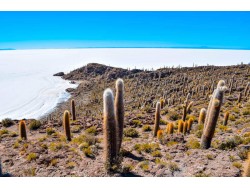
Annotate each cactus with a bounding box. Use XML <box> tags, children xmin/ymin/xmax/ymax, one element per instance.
<box><xmin>63</xmin><ymin>110</ymin><xmax>71</xmax><ymax>141</ymax></box>
<box><xmin>182</xmin><ymin>93</ymin><xmax>190</xmax><ymax>121</ymax></box>
<box><xmin>244</xmin><ymin>82</ymin><xmax>250</xmax><ymax>96</ymax></box>
<box><xmin>187</xmin><ymin>118</ymin><xmax>194</xmax><ymax>132</ymax></box>
<box><xmin>160</xmin><ymin>98</ymin><xmax>164</xmax><ymax>109</ymax></box>
<box><xmin>167</xmin><ymin>123</ymin><xmax>174</xmax><ymax>134</ymax></box>
<box><xmin>223</xmin><ymin>111</ymin><xmax>229</xmax><ymax>126</ymax></box>
<box><xmin>157</xmin><ymin>130</ymin><xmax>164</xmax><ymax>139</ymax></box>
<box><xmin>115</xmin><ymin>78</ymin><xmax>124</xmax><ymax>155</ymax></box>
<box><xmin>198</xmin><ymin>108</ymin><xmax>206</xmax><ymax>125</ymax></box>
<box><xmin>183</xmin><ymin>121</ymin><xmax>188</xmax><ymax>135</ymax></box>
<box><xmin>103</xmin><ymin>88</ymin><xmax>117</xmax><ymax>169</ymax></box>
<box><xmin>71</xmin><ymin>99</ymin><xmax>76</xmax><ymax>121</ymax></box>
<box><xmin>19</xmin><ymin>120</ymin><xmax>27</xmax><ymax>140</ymax></box>
<box><xmin>237</xmin><ymin>92</ymin><xmax>242</xmax><ymax>104</ymax></box>
<box><xmin>178</xmin><ymin>120</ymin><xmax>184</xmax><ymax>134</ymax></box>
<box><xmin>201</xmin><ymin>82</ymin><xmax>226</xmax><ymax>149</ymax></box>
<box><xmin>187</xmin><ymin>101</ymin><xmax>193</xmax><ymax>113</ymax></box>
<box><xmin>243</xmin><ymin>152</ymin><xmax>250</xmax><ymax>177</ymax></box>
<box><xmin>153</xmin><ymin>102</ymin><xmax>161</xmax><ymax>137</ymax></box>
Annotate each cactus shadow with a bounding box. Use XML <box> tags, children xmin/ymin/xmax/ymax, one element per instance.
<box><xmin>120</xmin><ymin>172</ymin><xmax>142</xmax><ymax>177</ymax></box>
<box><xmin>123</xmin><ymin>151</ymin><xmax>145</xmax><ymax>161</ymax></box>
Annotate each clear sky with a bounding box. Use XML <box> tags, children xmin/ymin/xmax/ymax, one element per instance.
<box><xmin>0</xmin><ymin>11</ymin><xmax>250</xmax><ymax>49</ymax></box>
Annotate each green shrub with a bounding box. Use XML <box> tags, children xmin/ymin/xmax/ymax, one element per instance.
<box><xmin>85</xmin><ymin>126</ymin><xmax>97</xmax><ymax>135</ymax></box>
<box><xmin>187</xmin><ymin>137</ymin><xmax>200</xmax><ymax>149</ymax></box>
<box><xmin>142</xmin><ymin>125</ymin><xmax>152</xmax><ymax>132</ymax></box>
<box><xmin>1</xmin><ymin>118</ymin><xmax>14</xmax><ymax>127</ymax></box>
<box><xmin>124</xmin><ymin>128</ymin><xmax>139</xmax><ymax>138</ymax></box>
<box><xmin>29</xmin><ymin>120</ymin><xmax>41</xmax><ymax>130</ymax></box>
<box><xmin>27</xmin><ymin>153</ymin><xmax>37</xmax><ymax>162</ymax></box>
<box><xmin>46</xmin><ymin>128</ymin><xmax>56</xmax><ymax>135</ymax></box>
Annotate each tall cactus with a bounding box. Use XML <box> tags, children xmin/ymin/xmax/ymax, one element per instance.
<box><xmin>182</xmin><ymin>93</ymin><xmax>190</xmax><ymax>121</ymax></box>
<box><xmin>187</xmin><ymin>118</ymin><xmax>194</xmax><ymax>132</ymax></box>
<box><xmin>178</xmin><ymin>120</ymin><xmax>184</xmax><ymax>134</ymax></box>
<box><xmin>223</xmin><ymin>111</ymin><xmax>229</xmax><ymax>126</ymax></box>
<box><xmin>19</xmin><ymin>120</ymin><xmax>27</xmax><ymax>140</ymax></box>
<box><xmin>115</xmin><ymin>78</ymin><xmax>124</xmax><ymax>155</ymax></box>
<box><xmin>71</xmin><ymin>99</ymin><xmax>76</xmax><ymax>121</ymax></box>
<box><xmin>103</xmin><ymin>88</ymin><xmax>117</xmax><ymax>169</ymax></box>
<box><xmin>63</xmin><ymin>110</ymin><xmax>71</xmax><ymax>141</ymax></box>
<box><xmin>167</xmin><ymin>123</ymin><xmax>174</xmax><ymax>134</ymax></box>
<box><xmin>198</xmin><ymin>108</ymin><xmax>206</xmax><ymax>125</ymax></box>
<box><xmin>183</xmin><ymin>121</ymin><xmax>188</xmax><ymax>135</ymax></box>
<box><xmin>153</xmin><ymin>102</ymin><xmax>161</xmax><ymax>137</ymax></box>
<box><xmin>201</xmin><ymin>82</ymin><xmax>226</xmax><ymax>149</ymax></box>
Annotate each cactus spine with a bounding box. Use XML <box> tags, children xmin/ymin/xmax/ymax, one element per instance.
<box><xmin>198</xmin><ymin>108</ymin><xmax>206</xmax><ymax>125</ymax></box>
<box><xmin>103</xmin><ymin>89</ymin><xmax>117</xmax><ymax>169</ymax></box>
<box><xmin>71</xmin><ymin>99</ymin><xmax>76</xmax><ymax>121</ymax></box>
<box><xmin>201</xmin><ymin>81</ymin><xmax>226</xmax><ymax>149</ymax></box>
<box><xmin>153</xmin><ymin>102</ymin><xmax>161</xmax><ymax>137</ymax></box>
<box><xmin>63</xmin><ymin>110</ymin><xmax>71</xmax><ymax>141</ymax></box>
<box><xmin>115</xmin><ymin>78</ymin><xmax>124</xmax><ymax>155</ymax></box>
<box><xmin>19</xmin><ymin>120</ymin><xmax>27</xmax><ymax>140</ymax></box>
<box><xmin>223</xmin><ymin>111</ymin><xmax>229</xmax><ymax>126</ymax></box>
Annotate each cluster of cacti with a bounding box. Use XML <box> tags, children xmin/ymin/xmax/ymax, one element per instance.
<box><xmin>103</xmin><ymin>78</ymin><xmax>124</xmax><ymax>170</ymax></box>
<box><xmin>201</xmin><ymin>80</ymin><xmax>226</xmax><ymax>149</ymax></box>
<box><xmin>63</xmin><ymin>110</ymin><xmax>71</xmax><ymax>141</ymax></box>
<box><xmin>19</xmin><ymin>120</ymin><xmax>27</xmax><ymax>140</ymax></box>
<box><xmin>167</xmin><ymin>123</ymin><xmax>174</xmax><ymax>134</ymax></box>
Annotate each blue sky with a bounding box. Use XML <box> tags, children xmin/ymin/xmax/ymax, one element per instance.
<box><xmin>0</xmin><ymin>11</ymin><xmax>250</xmax><ymax>49</ymax></box>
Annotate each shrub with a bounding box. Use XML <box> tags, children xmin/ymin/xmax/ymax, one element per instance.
<box><xmin>132</xmin><ymin>120</ymin><xmax>142</xmax><ymax>126</ymax></box>
<box><xmin>27</xmin><ymin>153</ymin><xmax>37</xmax><ymax>162</ymax></box>
<box><xmin>46</xmin><ymin>128</ymin><xmax>56</xmax><ymax>135</ymax></box>
<box><xmin>168</xmin><ymin>112</ymin><xmax>180</xmax><ymax>121</ymax></box>
<box><xmin>142</xmin><ymin>125</ymin><xmax>152</xmax><ymax>132</ymax></box>
<box><xmin>85</xmin><ymin>126</ymin><xmax>97</xmax><ymax>135</ymax></box>
<box><xmin>139</xmin><ymin>161</ymin><xmax>150</xmax><ymax>172</ymax></box>
<box><xmin>124</xmin><ymin>128</ymin><xmax>139</xmax><ymax>138</ymax></box>
<box><xmin>167</xmin><ymin>162</ymin><xmax>179</xmax><ymax>172</ymax></box>
<box><xmin>134</xmin><ymin>143</ymin><xmax>160</xmax><ymax>154</ymax></box>
<box><xmin>1</xmin><ymin>118</ymin><xmax>14</xmax><ymax>127</ymax></box>
<box><xmin>243</xmin><ymin>108</ymin><xmax>250</xmax><ymax>115</ymax></box>
<box><xmin>152</xmin><ymin>150</ymin><xmax>162</xmax><ymax>157</ymax></box>
<box><xmin>232</xmin><ymin>162</ymin><xmax>242</xmax><ymax>169</ymax></box>
<box><xmin>187</xmin><ymin>137</ymin><xmax>200</xmax><ymax>149</ymax></box>
<box><xmin>29</xmin><ymin>120</ymin><xmax>41</xmax><ymax>130</ymax></box>
<box><xmin>66</xmin><ymin>162</ymin><xmax>76</xmax><ymax>169</ymax></box>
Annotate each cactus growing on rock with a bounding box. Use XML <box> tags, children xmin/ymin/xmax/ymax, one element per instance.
<box><xmin>19</xmin><ymin>120</ymin><xmax>27</xmax><ymax>140</ymax></box>
<box><xmin>198</xmin><ymin>108</ymin><xmax>206</xmax><ymax>125</ymax></box>
<box><xmin>63</xmin><ymin>110</ymin><xmax>71</xmax><ymax>141</ymax></box>
<box><xmin>115</xmin><ymin>78</ymin><xmax>124</xmax><ymax>155</ymax></box>
<box><xmin>201</xmin><ymin>82</ymin><xmax>226</xmax><ymax>149</ymax></box>
<box><xmin>103</xmin><ymin>88</ymin><xmax>117</xmax><ymax>169</ymax></box>
<box><xmin>153</xmin><ymin>102</ymin><xmax>161</xmax><ymax>137</ymax></box>
<box><xmin>71</xmin><ymin>99</ymin><xmax>76</xmax><ymax>121</ymax></box>
<box><xmin>223</xmin><ymin>111</ymin><xmax>229</xmax><ymax>126</ymax></box>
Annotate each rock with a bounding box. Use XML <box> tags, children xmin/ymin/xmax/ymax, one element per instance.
<box><xmin>53</xmin><ymin>72</ymin><xmax>64</xmax><ymax>76</ymax></box>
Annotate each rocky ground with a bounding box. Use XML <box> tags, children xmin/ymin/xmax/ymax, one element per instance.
<box><xmin>0</xmin><ymin>63</ymin><xmax>250</xmax><ymax>177</ymax></box>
